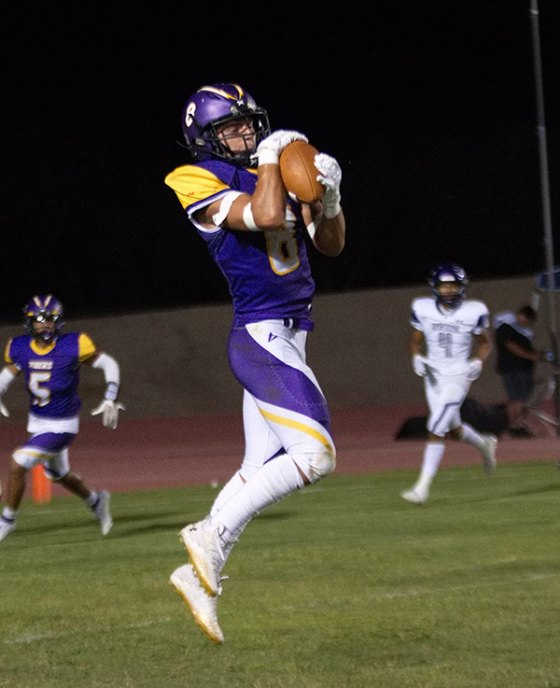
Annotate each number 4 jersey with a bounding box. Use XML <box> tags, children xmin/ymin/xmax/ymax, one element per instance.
<box><xmin>4</xmin><ymin>333</ymin><xmax>96</xmax><ymax>419</ymax></box>
<box><xmin>410</xmin><ymin>297</ymin><xmax>490</xmax><ymax>376</ymax></box>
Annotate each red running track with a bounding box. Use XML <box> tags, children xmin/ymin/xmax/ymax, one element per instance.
<box><xmin>0</xmin><ymin>404</ymin><xmax>557</xmax><ymax>498</ymax></box>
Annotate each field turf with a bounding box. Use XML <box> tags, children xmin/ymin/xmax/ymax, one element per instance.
<box><xmin>1</xmin><ymin>460</ymin><xmax>559</xmax><ymax>688</ymax></box>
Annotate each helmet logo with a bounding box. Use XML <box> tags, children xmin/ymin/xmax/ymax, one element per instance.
<box><xmin>185</xmin><ymin>101</ymin><xmax>196</xmax><ymax>128</ymax></box>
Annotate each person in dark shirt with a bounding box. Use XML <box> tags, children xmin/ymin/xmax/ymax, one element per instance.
<box><xmin>494</xmin><ymin>305</ymin><xmax>551</xmax><ymax>402</ymax></box>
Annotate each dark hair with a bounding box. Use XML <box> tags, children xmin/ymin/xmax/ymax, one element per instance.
<box><xmin>518</xmin><ymin>305</ymin><xmax>537</xmax><ymax>322</ymax></box>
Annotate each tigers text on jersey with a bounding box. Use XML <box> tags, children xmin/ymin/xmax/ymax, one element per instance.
<box><xmin>4</xmin><ymin>332</ymin><xmax>96</xmax><ymax>418</ymax></box>
<box><xmin>165</xmin><ymin>159</ymin><xmax>315</xmax><ymax>328</ymax></box>
<box><xmin>410</xmin><ymin>297</ymin><xmax>489</xmax><ymax>375</ymax></box>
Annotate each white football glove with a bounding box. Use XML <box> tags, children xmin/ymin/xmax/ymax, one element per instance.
<box><xmin>91</xmin><ymin>399</ymin><xmax>125</xmax><ymax>430</ymax></box>
<box><xmin>412</xmin><ymin>354</ymin><xmax>428</xmax><ymax>377</ymax></box>
<box><xmin>256</xmin><ymin>130</ymin><xmax>308</xmax><ymax>165</ymax></box>
<box><xmin>315</xmin><ymin>153</ymin><xmax>342</xmax><ymax>218</ymax></box>
<box><xmin>0</xmin><ymin>397</ymin><xmax>10</xmax><ymax>418</ymax></box>
<box><xmin>466</xmin><ymin>358</ymin><xmax>483</xmax><ymax>381</ymax></box>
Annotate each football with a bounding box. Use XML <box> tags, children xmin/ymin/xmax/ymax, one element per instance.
<box><xmin>279</xmin><ymin>141</ymin><xmax>324</xmax><ymax>203</ymax></box>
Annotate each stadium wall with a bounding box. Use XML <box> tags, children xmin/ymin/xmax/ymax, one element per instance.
<box><xmin>0</xmin><ymin>275</ymin><xmax>553</xmax><ymax>421</ymax></box>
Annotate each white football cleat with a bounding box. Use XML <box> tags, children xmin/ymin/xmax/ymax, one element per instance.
<box><xmin>0</xmin><ymin>516</ymin><xmax>16</xmax><ymax>542</ymax></box>
<box><xmin>481</xmin><ymin>434</ymin><xmax>498</xmax><ymax>476</ymax></box>
<box><xmin>400</xmin><ymin>488</ymin><xmax>428</xmax><ymax>505</ymax></box>
<box><xmin>93</xmin><ymin>491</ymin><xmax>113</xmax><ymax>535</ymax></box>
<box><xmin>179</xmin><ymin>520</ymin><xmax>225</xmax><ymax>597</ymax></box>
<box><xmin>170</xmin><ymin>563</ymin><xmax>224</xmax><ymax>645</ymax></box>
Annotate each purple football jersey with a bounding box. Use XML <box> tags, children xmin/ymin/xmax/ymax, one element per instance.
<box><xmin>6</xmin><ymin>333</ymin><xmax>89</xmax><ymax>418</ymax></box>
<box><xmin>165</xmin><ymin>160</ymin><xmax>316</xmax><ymax>327</ymax></box>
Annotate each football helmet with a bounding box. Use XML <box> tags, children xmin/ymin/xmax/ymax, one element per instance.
<box><xmin>23</xmin><ymin>295</ymin><xmax>65</xmax><ymax>342</ymax></box>
<box><xmin>181</xmin><ymin>83</ymin><xmax>271</xmax><ymax>167</ymax></box>
<box><xmin>429</xmin><ymin>263</ymin><xmax>469</xmax><ymax>308</ymax></box>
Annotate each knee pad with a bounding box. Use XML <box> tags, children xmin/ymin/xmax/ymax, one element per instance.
<box><xmin>45</xmin><ymin>448</ymin><xmax>70</xmax><ymax>481</ymax></box>
<box><xmin>295</xmin><ymin>449</ymin><xmax>336</xmax><ymax>484</ymax></box>
<box><xmin>12</xmin><ymin>446</ymin><xmax>68</xmax><ymax>479</ymax></box>
<box><xmin>12</xmin><ymin>447</ymin><xmax>47</xmax><ymax>471</ymax></box>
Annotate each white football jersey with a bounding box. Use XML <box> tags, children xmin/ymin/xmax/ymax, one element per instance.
<box><xmin>411</xmin><ymin>297</ymin><xmax>489</xmax><ymax>375</ymax></box>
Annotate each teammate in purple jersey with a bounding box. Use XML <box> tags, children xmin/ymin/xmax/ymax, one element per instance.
<box><xmin>165</xmin><ymin>83</ymin><xmax>345</xmax><ymax>643</ymax></box>
<box><xmin>0</xmin><ymin>295</ymin><xmax>125</xmax><ymax>542</ymax></box>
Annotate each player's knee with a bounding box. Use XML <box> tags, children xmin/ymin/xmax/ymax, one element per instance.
<box><xmin>45</xmin><ymin>467</ymin><xmax>67</xmax><ymax>482</ymax></box>
<box><xmin>301</xmin><ymin>448</ymin><xmax>336</xmax><ymax>483</ymax></box>
<box><xmin>12</xmin><ymin>448</ymin><xmax>36</xmax><ymax>472</ymax></box>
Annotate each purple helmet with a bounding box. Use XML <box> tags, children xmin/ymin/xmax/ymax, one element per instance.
<box><xmin>181</xmin><ymin>83</ymin><xmax>271</xmax><ymax>167</ymax></box>
<box><xmin>429</xmin><ymin>263</ymin><xmax>469</xmax><ymax>308</ymax></box>
<box><xmin>22</xmin><ymin>295</ymin><xmax>65</xmax><ymax>342</ymax></box>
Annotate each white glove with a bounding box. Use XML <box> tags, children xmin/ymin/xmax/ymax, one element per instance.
<box><xmin>314</xmin><ymin>153</ymin><xmax>342</xmax><ymax>218</ymax></box>
<box><xmin>412</xmin><ymin>354</ymin><xmax>428</xmax><ymax>377</ymax></box>
<box><xmin>256</xmin><ymin>130</ymin><xmax>308</xmax><ymax>165</ymax></box>
<box><xmin>0</xmin><ymin>398</ymin><xmax>9</xmax><ymax>418</ymax></box>
<box><xmin>466</xmin><ymin>358</ymin><xmax>483</xmax><ymax>381</ymax></box>
<box><xmin>91</xmin><ymin>399</ymin><xmax>125</xmax><ymax>430</ymax></box>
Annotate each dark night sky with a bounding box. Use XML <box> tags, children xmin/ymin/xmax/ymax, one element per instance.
<box><xmin>2</xmin><ymin>1</ymin><xmax>559</xmax><ymax>322</ymax></box>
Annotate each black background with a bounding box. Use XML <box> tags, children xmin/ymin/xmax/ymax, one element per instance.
<box><xmin>3</xmin><ymin>1</ymin><xmax>559</xmax><ymax>322</ymax></box>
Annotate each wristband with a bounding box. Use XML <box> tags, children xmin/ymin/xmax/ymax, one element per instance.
<box><xmin>323</xmin><ymin>200</ymin><xmax>341</xmax><ymax>219</ymax></box>
<box><xmin>104</xmin><ymin>382</ymin><xmax>119</xmax><ymax>401</ymax></box>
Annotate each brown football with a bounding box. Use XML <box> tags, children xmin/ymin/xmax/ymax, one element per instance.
<box><xmin>279</xmin><ymin>141</ymin><xmax>324</xmax><ymax>203</ymax></box>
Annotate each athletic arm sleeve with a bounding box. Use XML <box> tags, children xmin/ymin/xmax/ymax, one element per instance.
<box><xmin>0</xmin><ymin>366</ymin><xmax>17</xmax><ymax>395</ymax></box>
<box><xmin>91</xmin><ymin>352</ymin><xmax>121</xmax><ymax>400</ymax></box>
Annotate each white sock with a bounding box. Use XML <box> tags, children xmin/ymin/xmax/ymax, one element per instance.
<box><xmin>210</xmin><ymin>471</ymin><xmax>245</xmax><ymax>517</ymax></box>
<box><xmin>210</xmin><ymin>454</ymin><xmax>305</xmax><ymax>536</ymax></box>
<box><xmin>86</xmin><ymin>491</ymin><xmax>98</xmax><ymax>508</ymax></box>
<box><xmin>460</xmin><ymin>423</ymin><xmax>486</xmax><ymax>451</ymax></box>
<box><xmin>415</xmin><ymin>442</ymin><xmax>445</xmax><ymax>494</ymax></box>
<box><xmin>2</xmin><ymin>507</ymin><xmax>17</xmax><ymax>521</ymax></box>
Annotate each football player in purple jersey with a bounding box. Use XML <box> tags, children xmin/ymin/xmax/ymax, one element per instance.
<box><xmin>0</xmin><ymin>295</ymin><xmax>124</xmax><ymax>542</ymax></box>
<box><xmin>165</xmin><ymin>83</ymin><xmax>345</xmax><ymax>643</ymax></box>
<box><xmin>401</xmin><ymin>264</ymin><xmax>498</xmax><ymax>506</ymax></box>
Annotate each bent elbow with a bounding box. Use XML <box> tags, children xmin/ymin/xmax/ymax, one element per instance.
<box><xmin>316</xmin><ymin>236</ymin><xmax>345</xmax><ymax>257</ymax></box>
<box><xmin>254</xmin><ymin>210</ymin><xmax>286</xmax><ymax>230</ymax></box>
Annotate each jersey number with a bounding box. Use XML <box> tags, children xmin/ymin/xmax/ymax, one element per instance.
<box><xmin>265</xmin><ymin>212</ymin><xmax>300</xmax><ymax>275</ymax></box>
<box><xmin>438</xmin><ymin>332</ymin><xmax>453</xmax><ymax>358</ymax></box>
<box><xmin>29</xmin><ymin>371</ymin><xmax>52</xmax><ymax>407</ymax></box>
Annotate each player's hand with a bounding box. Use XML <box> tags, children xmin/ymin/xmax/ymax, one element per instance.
<box><xmin>256</xmin><ymin>130</ymin><xmax>308</xmax><ymax>165</ymax></box>
<box><xmin>315</xmin><ymin>153</ymin><xmax>342</xmax><ymax>218</ymax></box>
<box><xmin>466</xmin><ymin>358</ymin><xmax>483</xmax><ymax>381</ymax></box>
<box><xmin>412</xmin><ymin>354</ymin><xmax>428</xmax><ymax>377</ymax></box>
<box><xmin>0</xmin><ymin>397</ymin><xmax>9</xmax><ymax>418</ymax></box>
<box><xmin>91</xmin><ymin>399</ymin><xmax>125</xmax><ymax>429</ymax></box>
<box><xmin>315</xmin><ymin>153</ymin><xmax>341</xmax><ymax>193</ymax></box>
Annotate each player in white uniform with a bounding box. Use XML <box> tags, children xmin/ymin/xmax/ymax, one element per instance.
<box><xmin>401</xmin><ymin>264</ymin><xmax>498</xmax><ymax>505</ymax></box>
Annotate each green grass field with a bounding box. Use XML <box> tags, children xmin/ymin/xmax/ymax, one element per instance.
<box><xmin>1</xmin><ymin>461</ymin><xmax>559</xmax><ymax>688</ymax></box>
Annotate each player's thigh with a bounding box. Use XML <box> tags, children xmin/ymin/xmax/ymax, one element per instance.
<box><xmin>426</xmin><ymin>377</ymin><xmax>469</xmax><ymax>434</ymax></box>
<box><xmin>241</xmin><ymin>390</ymin><xmax>283</xmax><ymax>473</ymax></box>
<box><xmin>13</xmin><ymin>432</ymin><xmax>75</xmax><ymax>474</ymax></box>
<box><xmin>229</xmin><ymin>323</ymin><xmax>330</xmax><ymax>429</ymax></box>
